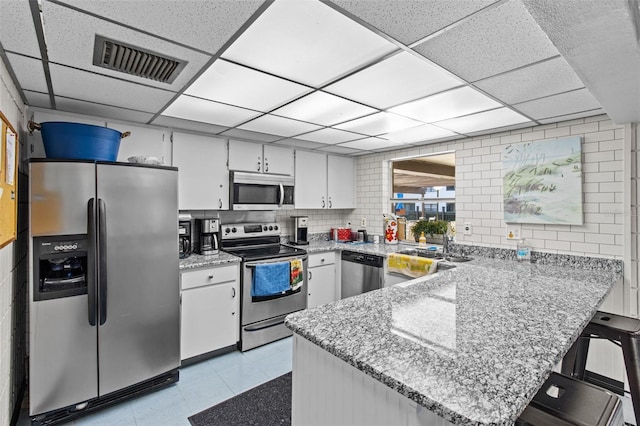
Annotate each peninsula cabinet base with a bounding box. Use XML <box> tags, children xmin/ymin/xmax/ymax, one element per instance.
<box><xmin>291</xmin><ymin>334</ymin><xmax>455</xmax><ymax>426</ymax></box>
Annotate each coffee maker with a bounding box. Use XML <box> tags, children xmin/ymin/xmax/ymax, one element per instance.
<box><xmin>178</xmin><ymin>221</ymin><xmax>191</xmax><ymax>259</ymax></box>
<box><xmin>198</xmin><ymin>218</ymin><xmax>220</xmax><ymax>255</ymax></box>
<box><xmin>291</xmin><ymin>216</ymin><xmax>309</xmax><ymax>246</ymax></box>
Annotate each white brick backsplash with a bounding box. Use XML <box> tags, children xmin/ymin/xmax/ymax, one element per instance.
<box><xmin>571</xmin><ymin>122</ymin><xmax>599</xmax><ymax>134</ymax></box>
<box><xmin>571</xmin><ymin>242</ymin><xmax>601</xmax><ymax>254</ymax></box>
<box><xmin>545</xmin><ymin>240</ymin><xmax>572</xmax><ymax>251</ymax></box>
<box><xmin>545</xmin><ymin>127</ymin><xmax>572</xmax><ymax>138</ymax></box>
<box><xmin>585</xmin><ymin>151</ymin><xmax>614</xmax><ymax>162</ymax></box>
<box><xmin>584</xmin><ymin>130</ymin><xmax>616</xmax><ymax>142</ymax></box>
<box><xmin>585</xmin><ymin>233</ymin><xmax>616</xmax><ymax>244</ymax></box>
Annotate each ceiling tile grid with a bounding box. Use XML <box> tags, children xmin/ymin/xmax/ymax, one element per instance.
<box><xmin>0</xmin><ymin>0</ymin><xmax>41</xmax><ymax>58</ymax></box>
<box><xmin>5</xmin><ymin>53</ymin><xmax>48</xmax><ymax>93</ymax></box>
<box><xmin>296</xmin><ymin>127</ymin><xmax>365</xmax><ymax>144</ymax></box>
<box><xmin>334</xmin><ymin>111</ymin><xmax>423</xmax><ymax>136</ymax></box>
<box><xmin>162</xmin><ymin>95</ymin><xmax>261</xmax><ymax>127</ymax></box>
<box><xmin>23</xmin><ymin>90</ymin><xmax>52</xmax><ymax>109</ymax></box>
<box><xmin>237</xmin><ymin>113</ymin><xmax>323</xmax><ymax>138</ymax></box>
<box><xmin>55</xmin><ymin>96</ymin><xmax>156</xmax><ymax>124</ymax></box>
<box><xmin>512</xmin><ymin>88</ymin><xmax>603</xmax><ymax>121</ymax></box>
<box><xmin>434</xmin><ymin>107</ymin><xmax>531</xmax><ymax>134</ymax></box>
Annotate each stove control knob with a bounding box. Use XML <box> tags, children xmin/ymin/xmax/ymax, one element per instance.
<box><xmin>231</xmin><ymin>227</ymin><xmax>237</xmax><ymax>233</ymax></box>
<box><xmin>274</xmin><ymin>225</ymin><xmax>279</xmax><ymax>230</ymax></box>
<box><xmin>225</xmin><ymin>227</ymin><xmax>231</xmax><ymax>234</ymax></box>
<box><xmin>263</xmin><ymin>226</ymin><xmax>268</xmax><ymax>231</ymax></box>
<box><xmin>268</xmin><ymin>226</ymin><xmax>273</xmax><ymax>231</ymax></box>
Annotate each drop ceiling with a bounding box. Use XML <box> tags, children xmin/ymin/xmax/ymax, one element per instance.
<box><xmin>1</xmin><ymin>0</ymin><xmax>638</xmax><ymax>156</ymax></box>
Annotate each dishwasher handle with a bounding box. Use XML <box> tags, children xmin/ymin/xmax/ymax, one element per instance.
<box><xmin>341</xmin><ymin>250</ymin><xmax>384</xmax><ymax>267</ymax></box>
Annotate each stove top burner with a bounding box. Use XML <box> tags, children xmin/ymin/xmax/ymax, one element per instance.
<box><xmin>223</xmin><ymin>244</ymin><xmax>305</xmax><ymax>261</ymax></box>
<box><xmin>220</xmin><ymin>221</ymin><xmax>306</xmax><ymax>261</ymax></box>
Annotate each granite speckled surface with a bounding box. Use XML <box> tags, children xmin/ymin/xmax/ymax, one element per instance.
<box><xmin>179</xmin><ymin>252</ymin><xmax>241</xmax><ymax>270</ymax></box>
<box><xmin>285</xmin><ymin>257</ymin><xmax>621</xmax><ymax>426</ymax></box>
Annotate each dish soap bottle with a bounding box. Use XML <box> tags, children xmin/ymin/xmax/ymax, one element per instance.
<box><xmin>516</xmin><ymin>238</ymin><xmax>531</xmax><ymax>262</ymax></box>
<box><xmin>418</xmin><ymin>232</ymin><xmax>427</xmax><ymax>248</ymax></box>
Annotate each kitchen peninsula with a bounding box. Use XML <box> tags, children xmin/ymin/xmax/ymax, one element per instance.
<box><xmin>285</xmin><ymin>257</ymin><xmax>621</xmax><ymax>425</ymax></box>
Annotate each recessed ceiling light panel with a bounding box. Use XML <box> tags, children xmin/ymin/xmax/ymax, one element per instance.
<box><xmin>238</xmin><ymin>114</ymin><xmax>323</xmax><ymax>138</ymax></box>
<box><xmin>272</xmin><ymin>91</ymin><xmax>378</xmax><ymax>126</ymax></box>
<box><xmin>434</xmin><ymin>108</ymin><xmax>531</xmax><ymax>134</ymax></box>
<box><xmin>162</xmin><ymin>95</ymin><xmax>260</xmax><ymax>127</ymax></box>
<box><xmin>383</xmin><ymin>124</ymin><xmax>457</xmax><ymax>144</ymax></box>
<box><xmin>296</xmin><ymin>127</ymin><xmax>364</xmax><ymax>144</ymax></box>
<box><xmin>334</xmin><ymin>111</ymin><xmax>423</xmax><ymax>135</ymax></box>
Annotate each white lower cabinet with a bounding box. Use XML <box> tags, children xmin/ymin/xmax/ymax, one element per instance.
<box><xmin>180</xmin><ymin>264</ymin><xmax>239</xmax><ymax>361</ymax></box>
<box><xmin>307</xmin><ymin>252</ymin><xmax>337</xmax><ymax>309</ymax></box>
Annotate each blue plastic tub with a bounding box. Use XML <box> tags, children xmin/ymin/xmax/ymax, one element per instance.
<box><xmin>38</xmin><ymin>122</ymin><xmax>128</xmax><ymax>161</ymax></box>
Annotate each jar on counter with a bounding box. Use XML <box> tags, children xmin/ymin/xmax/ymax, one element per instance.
<box><xmin>516</xmin><ymin>238</ymin><xmax>531</xmax><ymax>262</ymax></box>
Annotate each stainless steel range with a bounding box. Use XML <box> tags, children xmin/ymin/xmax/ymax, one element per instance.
<box><xmin>221</xmin><ymin>222</ymin><xmax>307</xmax><ymax>351</ymax></box>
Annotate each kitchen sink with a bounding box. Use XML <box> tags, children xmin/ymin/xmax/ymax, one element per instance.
<box><xmin>395</xmin><ymin>248</ymin><xmax>473</xmax><ymax>265</ymax></box>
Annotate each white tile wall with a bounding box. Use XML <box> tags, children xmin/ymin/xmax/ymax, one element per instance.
<box><xmin>349</xmin><ymin>114</ymin><xmax>626</xmax><ymax>258</ymax></box>
<box><xmin>0</xmin><ymin>54</ymin><xmax>26</xmax><ymax>426</ymax></box>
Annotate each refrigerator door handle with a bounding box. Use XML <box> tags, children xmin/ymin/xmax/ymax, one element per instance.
<box><xmin>87</xmin><ymin>198</ymin><xmax>97</xmax><ymax>326</ymax></box>
<box><xmin>98</xmin><ymin>198</ymin><xmax>108</xmax><ymax>325</ymax></box>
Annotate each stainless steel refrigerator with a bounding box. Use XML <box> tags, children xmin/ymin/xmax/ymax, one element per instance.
<box><xmin>28</xmin><ymin>160</ymin><xmax>180</xmax><ymax>424</ymax></box>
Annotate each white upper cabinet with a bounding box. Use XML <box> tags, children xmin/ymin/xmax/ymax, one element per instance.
<box><xmin>228</xmin><ymin>140</ymin><xmax>293</xmax><ymax>175</ymax></box>
<box><xmin>327</xmin><ymin>155</ymin><xmax>355</xmax><ymax>209</ymax></box>
<box><xmin>172</xmin><ymin>132</ymin><xmax>228</xmax><ymax>210</ymax></box>
<box><xmin>294</xmin><ymin>151</ymin><xmax>354</xmax><ymax>209</ymax></box>
<box><xmin>107</xmin><ymin>123</ymin><xmax>169</xmax><ymax>164</ymax></box>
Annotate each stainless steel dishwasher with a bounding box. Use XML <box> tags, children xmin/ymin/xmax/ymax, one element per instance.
<box><xmin>341</xmin><ymin>250</ymin><xmax>385</xmax><ymax>299</ymax></box>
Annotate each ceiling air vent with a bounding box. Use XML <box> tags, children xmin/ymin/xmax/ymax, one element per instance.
<box><xmin>92</xmin><ymin>35</ymin><xmax>186</xmax><ymax>84</ymax></box>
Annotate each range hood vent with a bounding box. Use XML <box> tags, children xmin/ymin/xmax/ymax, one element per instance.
<box><xmin>92</xmin><ymin>35</ymin><xmax>186</xmax><ymax>84</ymax></box>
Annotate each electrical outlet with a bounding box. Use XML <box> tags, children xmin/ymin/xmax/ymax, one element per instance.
<box><xmin>361</xmin><ymin>218</ymin><xmax>366</xmax><ymax>227</ymax></box>
<box><xmin>506</xmin><ymin>226</ymin><xmax>521</xmax><ymax>240</ymax></box>
<box><xmin>463</xmin><ymin>222</ymin><xmax>472</xmax><ymax>235</ymax></box>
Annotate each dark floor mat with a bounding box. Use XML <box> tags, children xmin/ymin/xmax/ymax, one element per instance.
<box><xmin>188</xmin><ymin>372</ymin><xmax>292</xmax><ymax>426</ymax></box>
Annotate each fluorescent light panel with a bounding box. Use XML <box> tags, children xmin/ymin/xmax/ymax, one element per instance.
<box><xmin>272</xmin><ymin>91</ymin><xmax>378</xmax><ymax>126</ymax></box>
<box><xmin>221</xmin><ymin>0</ymin><xmax>398</xmax><ymax>87</ymax></box>
<box><xmin>185</xmin><ymin>59</ymin><xmax>312</xmax><ymax>112</ymax></box>
<box><xmin>335</xmin><ymin>111</ymin><xmax>422</xmax><ymax>135</ymax></box>
<box><xmin>383</xmin><ymin>124</ymin><xmax>457</xmax><ymax>143</ymax></box>
<box><xmin>162</xmin><ymin>95</ymin><xmax>260</xmax><ymax>127</ymax></box>
<box><xmin>324</xmin><ymin>51</ymin><xmax>463</xmax><ymax>109</ymax></box>
<box><xmin>238</xmin><ymin>114</ymin><xmax>323</xmax><ymax>137</ymax></box>
<box><xmin>339</xmin><ymin>136</ymin><xmax>405</xmax><ymax>150</ymax></box>
<box><xmin>296</xmin><ymin>127</ymin><xmax>364</xmax><ymax>144</ymax></box>
<box><xmin>435</xmin><ymin>108</ymin><xmax>531</xmax><ymax>134</ymax></box>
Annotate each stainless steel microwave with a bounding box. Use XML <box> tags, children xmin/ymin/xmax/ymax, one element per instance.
<box><xmin>230</xmin><ymin>171</ymin><xmax>294</xmax><ymax>210</ymax></box>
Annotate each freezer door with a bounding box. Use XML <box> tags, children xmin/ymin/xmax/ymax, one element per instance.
<box><xmin>96</xmin><ymin>163</ymin><xmax>179</xmax><ymax>396</ymax></box>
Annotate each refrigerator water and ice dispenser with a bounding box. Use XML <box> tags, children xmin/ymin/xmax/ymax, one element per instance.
<box><xmin>33</xmin><ymin>234</ymin><xmax>88</xmax><ymax>301</ymax></box>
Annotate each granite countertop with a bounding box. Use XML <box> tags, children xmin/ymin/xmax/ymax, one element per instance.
<box><xmin>179</xmin><ymin>252</ymin><xmax>241</xmax><ymax>270</ymax></box>
<box><xmin>285</xmin><ymin>257</ymin><xmax>621</xmax><ymax>425</ymax></box>
<box><xmin>288</xmin><ymin>240</ymin><xmax>420</xmax><ymax>256</ymax></box>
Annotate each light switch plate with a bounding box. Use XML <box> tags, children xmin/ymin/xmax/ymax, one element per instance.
<box><xmin>463</xmin><ymin>222</ymin><xmax>472</xmax><ymax>235</ymax></box>
<box><xmin>506</xmin><ymin>225</ymin><xmax>521</xmax><ymax>240</ymax></box>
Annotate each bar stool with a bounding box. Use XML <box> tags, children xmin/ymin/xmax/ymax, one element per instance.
<box><xmin>561</xmin><ymin>311</ymin><xmax>640</xmax><ymax>422</ymax></box>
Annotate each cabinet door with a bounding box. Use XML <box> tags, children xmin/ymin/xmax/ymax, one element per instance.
<box><xmin>172</xmin><ymin>132</ymin><xmax>228</xmax><ymax>210</ymax></box>
<box><xmin>109</xmin><ymin>123</ymin><xmax>169</xmax><ymax>164</ymax></box>
<box><xmin>181</xmin><ymin>281</ymin><xmax>239</xmax><ymax>360</ymax></box>
<box><xmin>307</xmin><ymin>264</ymin><xmax>336</xmax><ymax>309</ymax></box>
<box><xmin>228</xmin><ymin>140</ymin><xmax>263</xmax><ymax>173</ymax></box>
<box><xmin>327</xmin><ymin>155</ymin><xmax>355</xmax><ymax>209</ymax></box>
<box><xmin>295</xmin><ymin>150</ymin><xmax>327</xmax><ymax>209</ymax></box>
<box><xmin>263</xmin><ymin>145</ymin><xmax>293</xmax><ymax>175</ymax></box>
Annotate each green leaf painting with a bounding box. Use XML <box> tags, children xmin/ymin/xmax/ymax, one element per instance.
<box><xmin>503</xmin><ymin>136</ymin><xmax>583</xmax><ymax>224</ymax></box>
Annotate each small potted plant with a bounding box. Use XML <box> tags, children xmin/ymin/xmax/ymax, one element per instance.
<box><xmin>410</xmin><ymin>220</ymin><xmax>449</xmax><ymax>243</ymax></box>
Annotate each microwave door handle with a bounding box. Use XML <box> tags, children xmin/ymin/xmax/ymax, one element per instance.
<box><xmin>278</xmin><ymin>183</ymin><xmax>284</xmax><ymax>207</ymax></box>
<box><xmin>87</xmin><ymin>198</ymin><xmax>97</xmax><ymax>326</ymax></box>
<box><xmin>98</xmin><ymin>198</ymin><xmax>108</xmax><ymax>326</ymax></box>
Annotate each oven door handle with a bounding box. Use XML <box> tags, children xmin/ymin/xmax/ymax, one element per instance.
<box><xmin>245</xmin><ymin>255</ymin><xmax>308</xmax><ymax>268</ymax></box>
<box><xmin>244</xmin><ymin>315</ymin><xmax>286</xmax><ymax>332</ymax></box>
<box><xmin>278</xmin><ymin>183</ymin><xmax>284</xmax><ymax>207</ymax></box>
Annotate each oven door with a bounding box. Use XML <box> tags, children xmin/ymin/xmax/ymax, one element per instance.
<box><xmin>241</xmin><ymin>255</ymin><xmax>308</xmax><ymax>326</ymax></box>
<box><xmin>230</xmin><ymin>171</ymin><xmax>294</xmax><ymax>210</ymax></box>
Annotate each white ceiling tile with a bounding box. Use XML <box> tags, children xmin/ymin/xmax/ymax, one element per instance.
<box><xmin>49</xmin><ymin>64</ymin><xmax>176</xmax><ymax>113</ymax></box>
<box><xmin>315</xmin><ymin>145</ymin><xmax>363</xmax><ymax>155</ymax></box>
<box><xmin>413</xmin><ymin>0</ymin><xmax>559</xmax><ymax>82</ymax></box>
<box><xmin>296</xmin><ymin>128</ymin><xmax>364</xmax><ymax>144</ymax></box>
<box><xmin>221</xmin><ymin>0</ymin><xmax>398</xmax><ymax>87</ymax></box>
<box><xmin>162</xmin><ymin>95</ymin><xmax>260</xmax><ymax>127</ymax></box>
<box><xmin>185</xmin><ymin>60</ymin><xmax>312</xmax><ymax>112</ymax></box>
<box><xmin>339</xmin><ymin>136</ymin><xmax>405</xmax><ymax>150</ymax></box>
<box><xmin>0</xmin><ymin>0</ymin><xmax>41</xmax><ymax>58</ymax></box>
<box><xmin>55</xmin><ymin>96</ymin><xmax>155</xmax><ymax>124</ymax></box>
<box><xmin>41</xmin><ymin>1</ymin><xmax>211</xmax><ymax>91</ymax></box>
<box><xmin>390</xmin><ymin>86</ymin><xmax>502</xmax><ymax>123</ymax></box>
<box><xmin>330</xmin><ymin>0</ymin><xmax>498</xmax><ymax>45</ymax></box>
<box><xmin>55</xmin><ymin>0</ymin><xmax>263</xmax><ymax>54</ymax></box>
<box><xmin>24</xmin><ymin>91</ymin><xmax>51</xmax><ymax>109</ymax></box>
<box><xmin>151</xmin><ymin>115</ymin><xmax>229</xmax><ymax>134</ymax></box>
<box><xmin>334</xmin><ymin>111</ymin><xmax>423</xmax><ymax>135</ymax></box>
<box><xmin>512</xmin><ymin>88</ymin><xmax>602</xmax><ymax>120</ymax></box>
<box><xmin>325</xmin><ymin>51</ymin><xmax>463</xmax><ymax>109</ymax></box>
<box><xmin>238</xmin><ymin>114</ymin><xmax>323</xmax><ymax>138</ymax></box>
<box><xmin>219</xmin><ymin>128</ymin><xmax>282</xmax><ymax>143</ymax></box>
<box><xmin>435</xmin><ymin>108</ymin><xmax>531</xmax><ymax>134</ymax></box>
<box><xmin>273</xmin><ymin>138</ymin><xmax>329</xmax><ymax>150</ymax></box>
<box><xmin>5</xmin><ymin>53</ymin><xmax>48</xmax><ymax>92</ymax></box>
<box><xmin>382</xmin><ymin>124</ymin><xmax>457</xmax><ymax>144</ymax></box>
<box><xmin>538</xmin><ymin>109</ymin><xmax>606</xmax><ymax>125</ymax></box>
<box><xmin>474</xmin><ymin>57</ymin><xmax>585</xmax><ymax>104</ymax></box>
<box><xmin>272</xmin><ymin>91</ymin><xmax>378</xmax><ymax>126</ymax></box>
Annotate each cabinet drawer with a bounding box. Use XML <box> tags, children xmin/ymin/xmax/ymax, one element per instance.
<box><xmin>181</xmin><ymin>264</ymin><xmax>238</xmax><ymax>290</ymax></box>
<box><xmin>308</xmin><ymin>252</ymin><xmax>335</xmax><ymax>268</ymax></box>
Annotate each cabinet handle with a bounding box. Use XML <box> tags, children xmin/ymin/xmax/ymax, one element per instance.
<box><xmin>308</xmin><ymin>270</ymin><xmax>313</xmax><ymax>280</ymax></box>
<box><xmin>321</xmin><ymin>258</ymin><xmax>325</xmax><ymax>263</ymax></box>
<box><xmin>322</xmin><ymin>199</ymin><xmax>325</xmax><ymax>208</ymax></box>
<box><xmin>328</xmin><ymin>198</ymin><xmax>332</xmax><ymax>208</ymax></box>
<box><xmin>208</xmin><ymin>274</ymin><xmax>214</xmax><ymax>279</ymax></box>
<box><xmin>218</xmin><ymin>198</ymin><xmax>222</xmax><ymax>209</ymax></box>
<box><xmin>232</xmin><ymin>287</ymin><xmax>236</xmax><ymax>298</ymax></box>
<box><xmin>265</xmin><ymin>162</ymin><xmax>269</xmax><ymax>172</ymax></box>
<box><xmin>257</xmin><ymin>159</ymin><xmax>261</xmax><ymax>172</ymax></box>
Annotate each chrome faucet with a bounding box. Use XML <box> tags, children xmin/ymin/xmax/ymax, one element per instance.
<box><xmin>442</xmin><ymin>234</ymin><xmax>453</xmax><ymax>254</ymax></box>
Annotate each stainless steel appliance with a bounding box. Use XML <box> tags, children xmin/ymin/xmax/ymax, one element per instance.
<box><xmin>291</xmin><ymin>216</ymin><xmax>309</xmax><ymax>246</ymax></box>
<box><xmin>197</xmin><ymin>218</ymin><xmax>220</xmax><ymax>255</ymax></box>
<box><xmin>221</xmin><ymin>222</ymin><xmax>307</xmax><ymax>351</ymax></box>
<box><xmin>230</xmin><ymin>171</ymin><xmax>294</xmax><ymax>210</ymax></box>
<box><xmin>341</xmin><ymin>250</ymin><xmax>384</xmax><ymax>299</ymax></box>
<box><xmin>29</xmin><ymin>160</ymin><xmax>180</xmax><ymax>424</ymax></box>
<box><xmin>179</xmin><ymin>220</ymin><xmax>192</xmax><ymax>258</ymax></box>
